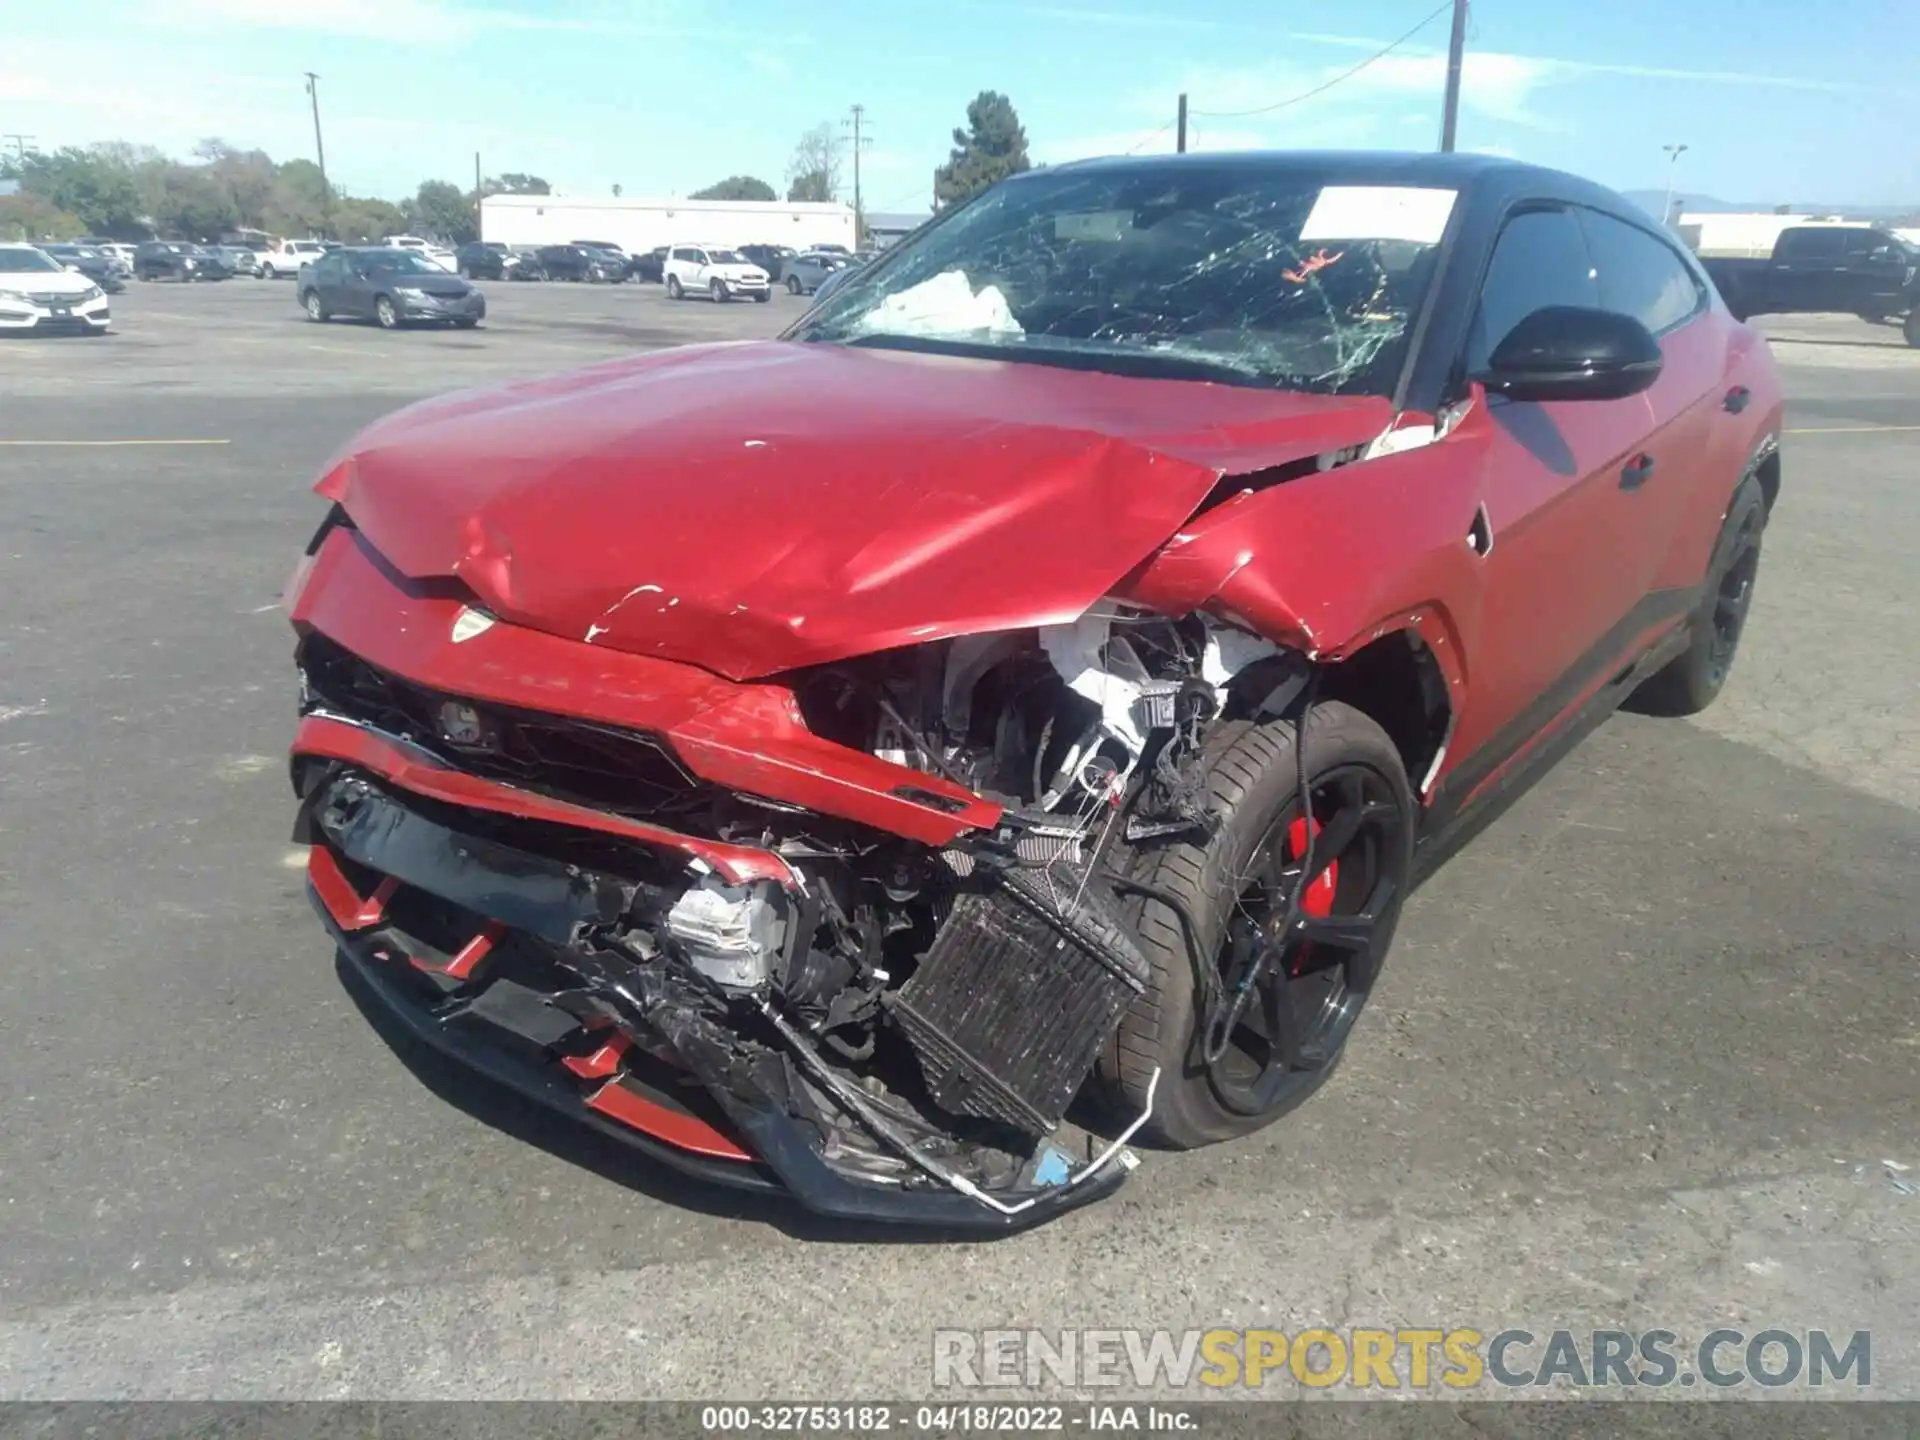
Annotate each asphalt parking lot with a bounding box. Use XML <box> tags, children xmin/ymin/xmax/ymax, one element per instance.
<box><xmin>1</xmin><ymin>278</ymin><xmax>1916</xmax><ymax>1403</ymax></box>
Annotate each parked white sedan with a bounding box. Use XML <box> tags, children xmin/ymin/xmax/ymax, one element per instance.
<box><xmin>0</xmin><ymin>244</ymin><xmax>111</xmax><ymax>335</ymax></box>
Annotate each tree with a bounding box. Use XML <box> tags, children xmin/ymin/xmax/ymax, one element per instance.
<box><xmin>330</xmin><ymin>196</ymin><xmax>407</xmax><ymax>242</ymax></box>
<box><xmin>13</xmin><ymin>147</ymin><xmax>144</xmax><ymax>236</ymax></box>
<box><xmin>493</xmin><ymin>172</ymin><xmax>550</xmax><ymax>196</ymax></box>
<box><xmin>785</xmin><ymin>123</ymin><xmax>840</xmax><ymax>203</ymax></box>
<box><xmin>690</xmin><ymin>175</ymin><xmax>777</xmax><ymax>202</ymax></box>
<box><xmin>934</xmin><ymin>91</ymin><xmax>1030</xmax><ymax>208</ymax></box>
<box><xmin>403</xmin><ymin>179</ymin><xmax>478</xmax><ymax>243</ymax></box>
<box><xmin>150</xmin><ymin>164</ymin><xmax>240</xmax><ymax>240</ymax></box>
<box><xmin>265</xmin><ymin>159</ymin><xmax>329</xmax><ymax>237</ymax></box>
<box><xmin>0</xmin><ymin>192</ymin><xmax>85</xmax><ymax>242</ymax></box>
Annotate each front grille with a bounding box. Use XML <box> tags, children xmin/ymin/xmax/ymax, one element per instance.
<box><xmin>300</xmin><ymin>632</ymin><xmax>707</xmax><ymax>820</ymax></box>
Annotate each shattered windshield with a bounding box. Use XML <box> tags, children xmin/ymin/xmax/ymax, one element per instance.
<box><xmin>792</xmin><ymin>165</ymin><xmax>1456</xmax><ymax>394</ymax></box>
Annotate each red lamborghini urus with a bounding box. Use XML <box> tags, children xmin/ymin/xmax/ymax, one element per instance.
<box><xmin>286</xmin><ymin>152</ymin><xmax>1782</xmax><ymax>1227</ymax></box>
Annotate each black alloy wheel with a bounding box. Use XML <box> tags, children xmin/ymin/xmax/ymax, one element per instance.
<box><xmin>1702</xmin><ymin>499</ymin><xmax>1763</xmax><ymax>691</ymax></box>
<box><xmin>1102</xmin><ymin>703</ymin><xmax>1414</xmax><ymax>1147</ymax></box>
<box><xmin>1629</xmin><ymin>472</ymin><xmax>1767</xmax><ymax>717</ymax></box>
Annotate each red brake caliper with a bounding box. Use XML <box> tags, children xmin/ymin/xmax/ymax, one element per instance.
<box><xmin>1285</xmin><ymin>816</ymin><xmax>1340</xmax><ymax>973</ymax></box>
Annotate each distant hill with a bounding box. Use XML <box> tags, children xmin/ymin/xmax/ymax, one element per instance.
<box><xmin>1621</xmin><ymin>189</ymin><xmax>1914</xmax><ymax>221</ymax></box>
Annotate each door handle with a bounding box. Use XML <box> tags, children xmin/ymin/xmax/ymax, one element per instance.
<box><xmin>1723</xmin><ymin>385</ymin><xmax>1752</xmax><ymax>414</ymax></box>
<box><xmin>1620</xmin><ymin>454</ymin><xmax>1656</xmax><ymax>490</ymax></box>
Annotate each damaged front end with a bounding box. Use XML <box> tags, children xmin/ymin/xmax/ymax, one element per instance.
<box><xmin>292</xmin><ymin>555</ymin><xmax>1294</xmax><ymax>1227</ymax></box>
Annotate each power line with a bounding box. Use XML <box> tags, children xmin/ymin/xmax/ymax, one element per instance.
<box><xmin>1190</xmin><ymin>0</ymin><xmax>1453</xmax><ymax>119</ymax></box>
<box><xmin>1123</xmin><ymin>117</ymin><xmax>1177</xmax><ymax>155</ymax></box>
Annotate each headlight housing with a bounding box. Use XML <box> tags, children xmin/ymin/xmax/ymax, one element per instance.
<box><xmin>393</xmin><ymin>286</ymin><xmax>427</xmax><ymax>299</ymax></box>
<box><xmin>79</xmin><ymin>284</ymin><xmax>103</xmax><ymax>302</ymax></box>
<box><xmin>0</xmin><ymin>288</ymin><xmax>29</xmax><ymax>304</ymax></box>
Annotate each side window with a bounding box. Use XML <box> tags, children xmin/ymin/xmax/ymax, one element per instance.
<box><xmin>1578</xmin><ymin>210</ymin><xmax>1704</xmax><ymax>335</ymax></box>
<box><xmin>694</xmin><ymin>250</ymin><xmax>710</xmax><ymax>266</ymax></box>
<box><xmin>670</xmin><ymin>247</ymin><xmax>693</xmax><ymax>262</ymax></box>
<box><xmin>1775</xmin><ymin>228</ymin><xmax>1842</xmax><ymax>262</ymax></box>
<box><xmin>1839</xmin><ymin>229</ymin><xmax>1883</xmax><ymax>259</ymax></box>
<box><xmin>1466</xmin><ymin>207</ymin><xmax>1598</xmax><ymax>373</ymax></box>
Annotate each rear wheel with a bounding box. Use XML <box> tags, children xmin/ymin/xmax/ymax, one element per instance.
<box><xmin>665</xmin><ymin>275</ymin><xmax>683</xmax><ymax>299</ymax></box>
<box><xmin>1099</xmin><ymin>702</ymin><xmax>1414</xmax><ymax>1148</ymax></box>
<box><xmin>303</xmin><ymin>290</ymin><xmax>329</xmax><ymax>322</ymax></box>
<box><xmin>787</xmin><ymin>274</ymin><xmax>803</xmax><ymax>295</ymax></box>
<box><xmin>1630</xmin><ymin>474</ymin><xmax>1767</xmax><ymax>716</ymax></box>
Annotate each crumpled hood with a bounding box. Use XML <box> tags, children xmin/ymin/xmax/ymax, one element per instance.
<box><xmin>317</xmin><ymin>340</ymin><xmax>1394</xmax><ymax>679</ymax></box>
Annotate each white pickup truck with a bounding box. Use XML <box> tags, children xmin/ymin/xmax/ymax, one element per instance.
<box><xmin>259</xmin><ymin>239</ymin><xmax>329</xmax><ymax>279</ymax></box>
<box><xmin>381</xmin><ymin>235</ymin><xmax>460</xmax><ymax>273</ymax></box>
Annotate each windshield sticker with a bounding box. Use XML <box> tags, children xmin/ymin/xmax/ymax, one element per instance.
<box><xmin>1299</xmin><ymin>186</ymin><xmax>1457</xmax><ymax>245</ymax></box>
<box><xmin>1283</xmin><ymin>247</ymin><xmax>1346</xmax><ymax>285</ymax></box>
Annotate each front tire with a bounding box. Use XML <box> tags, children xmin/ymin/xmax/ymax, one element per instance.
<box><xmin>787</xmin><ymin>274</ymin><xmax>803</xmax><ymax>295</ymax></box>
<box><xmin>1100</xmin><ymin>702</ymin><xmax>1414</xmax><ymax>1148</ymax></box>
<box><xmin>303</xmin><ymin>290</ymin><xmax>329</xmax><ymax>322</ymax></box>
<box><xmin>375</xmin><ymin>295</ymin><xmax>400</xmax><ymax>330</ymax></box>
<box><xmin>262</xmin><ymin>263</ymin><xmax>278</xmax><ymax>280</ymax></box>
<box><xmin>1629</xmin><ymin>474</ymin><xmax>1767</xmax><ymax>716</ymax></box>
<box><xmin>709</xmin><ymin>279</ymin><xmax>727</xmax><ymax>303</ymax></box>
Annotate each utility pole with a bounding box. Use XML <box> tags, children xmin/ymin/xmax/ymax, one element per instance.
<box><xmin>304</xmin><ymin>72</ymin><xmax>331</xmax><ymax>235</ymax></box>
<box><xmin>1661</xmin><ymin>143</ymin><xmax>1689</xmax><ymax>228</ymax></box>
<box><xmin>3</xmin><ymin>134</ymin><xmax>35</xmax><ymax>166</ymax></box>
<box><xmin>474</xmin><ymin>151</ymin><xmax>483</xmax><ymax>237</ymax></box>
<box><xmin>1176</xmin><ymin>94</ymin><xmax>1188</xmax><ymax>154</ymax></box>
<box><xmin>844</xmin><ymin>104</ymin><xmax>872</xmax><ymax>240</ymax></box>
<box><xmin>1439</xmin><ymin>0</ymin><xmax>1468</xmax><ymax>152</ymax></box>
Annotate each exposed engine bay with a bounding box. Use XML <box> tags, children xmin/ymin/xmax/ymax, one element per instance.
<box><xmin>296</xmin><ymin>606</ymin><xmax>1306</xmax><ymax>1223</ymax></box>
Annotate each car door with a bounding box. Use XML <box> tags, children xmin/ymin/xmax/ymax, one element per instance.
<box><xmin>1576</xmin><ymin>208</ymin><xmax>1720</xmax><ymax>601</ymax></box>
<box><xmin>1839</xmin><ymin>229</ymin><xmax>1911</xmax><ymax>315</ymax></box>
<box><xmin>1444</xmin><ymin>204</ymin><xmax>1663</xmax><ymax>775</ymax></box>
<box><xmin>315</xmin><ymin>254</ymin><xmax>351</xmax><ymax>311</ymax></box>
<box><xmin>339</xmin><ymin>255</ymin><xmax>379</xmax><ymax>317</ymax></box>
<box><xmin>1768</xmin><ymin>227</ymin><xmax>1844</xmax><ymax>312</ymax></box>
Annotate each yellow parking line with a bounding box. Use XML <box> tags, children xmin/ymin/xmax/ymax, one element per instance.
<box><xmin>0</xmin><ymin>438</ymin><xmax>231</xmax><ymax>447</ymax></box>
<box><xmin>1784</xmin><ymin>424</ymin><xmax>1920</xmax><ymax>435</ymax></box>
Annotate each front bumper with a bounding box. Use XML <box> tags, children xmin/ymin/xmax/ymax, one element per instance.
<box><xmin>716</xmin><ymin>278</ymin><xmax>770</xmax><ymax>298</ymax></box>
<box><xmin>0</xmin><ymin>296</ymin><xmax>110</xmax><ymax>333</ymax></box>
<box><xmin>299</xmin><ymin>766</ymin><xmax>1126</xmax><ymax>1230</ymax></box>
<box><xmin>397</xmin><ymin>292</ymin><xmax>486</xmax><ymax>321</ymax></box>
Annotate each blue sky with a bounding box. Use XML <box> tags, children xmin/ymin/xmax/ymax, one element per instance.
<box><xmin>6</xmin><ymin>0</ymin><xmax>1916</xmax><ymax>211</ymax></box>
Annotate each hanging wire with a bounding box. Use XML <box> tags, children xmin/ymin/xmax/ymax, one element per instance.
<box><xmin>1190</xmin><ymin>0</ymin><xmax>1454</xmax><ymax>119</ymax></box>
<box><xmin>1123</xmin><ymin>117</ymin><xmax>1179</xmax><ymax>155</ymax></box>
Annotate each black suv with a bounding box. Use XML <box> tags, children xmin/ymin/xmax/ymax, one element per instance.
<box><xmin>631</xmin><ymin>246</ymin><xmax>670</xmax><ymax>283</ymax></box>
<box><xmin>530</xmin><ymin>244</ymin><xmax>622</xmax><ymax>282</ymax></box>
<box><xmin>739</xmin><ymin>244</ymin><xmax>796</xmax><ymax>281</ymax></box>
<box><xmin>41</xmin><ymin>244</ymin><xmax>127</xmax><ymax>293</ymax></box>
<box><xmin>133</xmin><ymin>242</ymin><xmax>232</xmax><ymax>282</ymax></box>
<box><xmin>454</xmin><ymin>241</ymin><xmax>522</xmax><ymax>281</ymax></box>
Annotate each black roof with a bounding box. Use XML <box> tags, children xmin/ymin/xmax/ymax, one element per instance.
<box><xmin>1039</xmin><ymin>149</ymin><xmax>1634</xmax><ymax>218</ymax></box>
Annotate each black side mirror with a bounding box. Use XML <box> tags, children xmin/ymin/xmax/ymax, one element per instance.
<box><xmin>1474</xmin><ymin>305</ymin><xmax>1663</xmax><ymax>403</ymax></box>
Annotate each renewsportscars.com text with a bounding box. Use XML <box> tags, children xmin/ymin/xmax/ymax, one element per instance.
<box><xmin>932</xmin><ymin>1327</ymin><xmax>1871</xmax><ymax>1391</ymax></box>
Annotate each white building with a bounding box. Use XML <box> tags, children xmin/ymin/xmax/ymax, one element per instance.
<box><xmin>1676</xmin><ymin>211</ymin><xmax>1854</xmax><ymax>257</ymax></box>
<box><xmin>480</xmin><ymin>194</ymin><xmax>858</xmax><ymax>254</ymax></box>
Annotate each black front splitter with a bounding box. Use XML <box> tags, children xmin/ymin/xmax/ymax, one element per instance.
<box><xmin>316</xmin><ymin>890</ymin><xmax>1127</xmax><ymax>1233</ymax></box>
